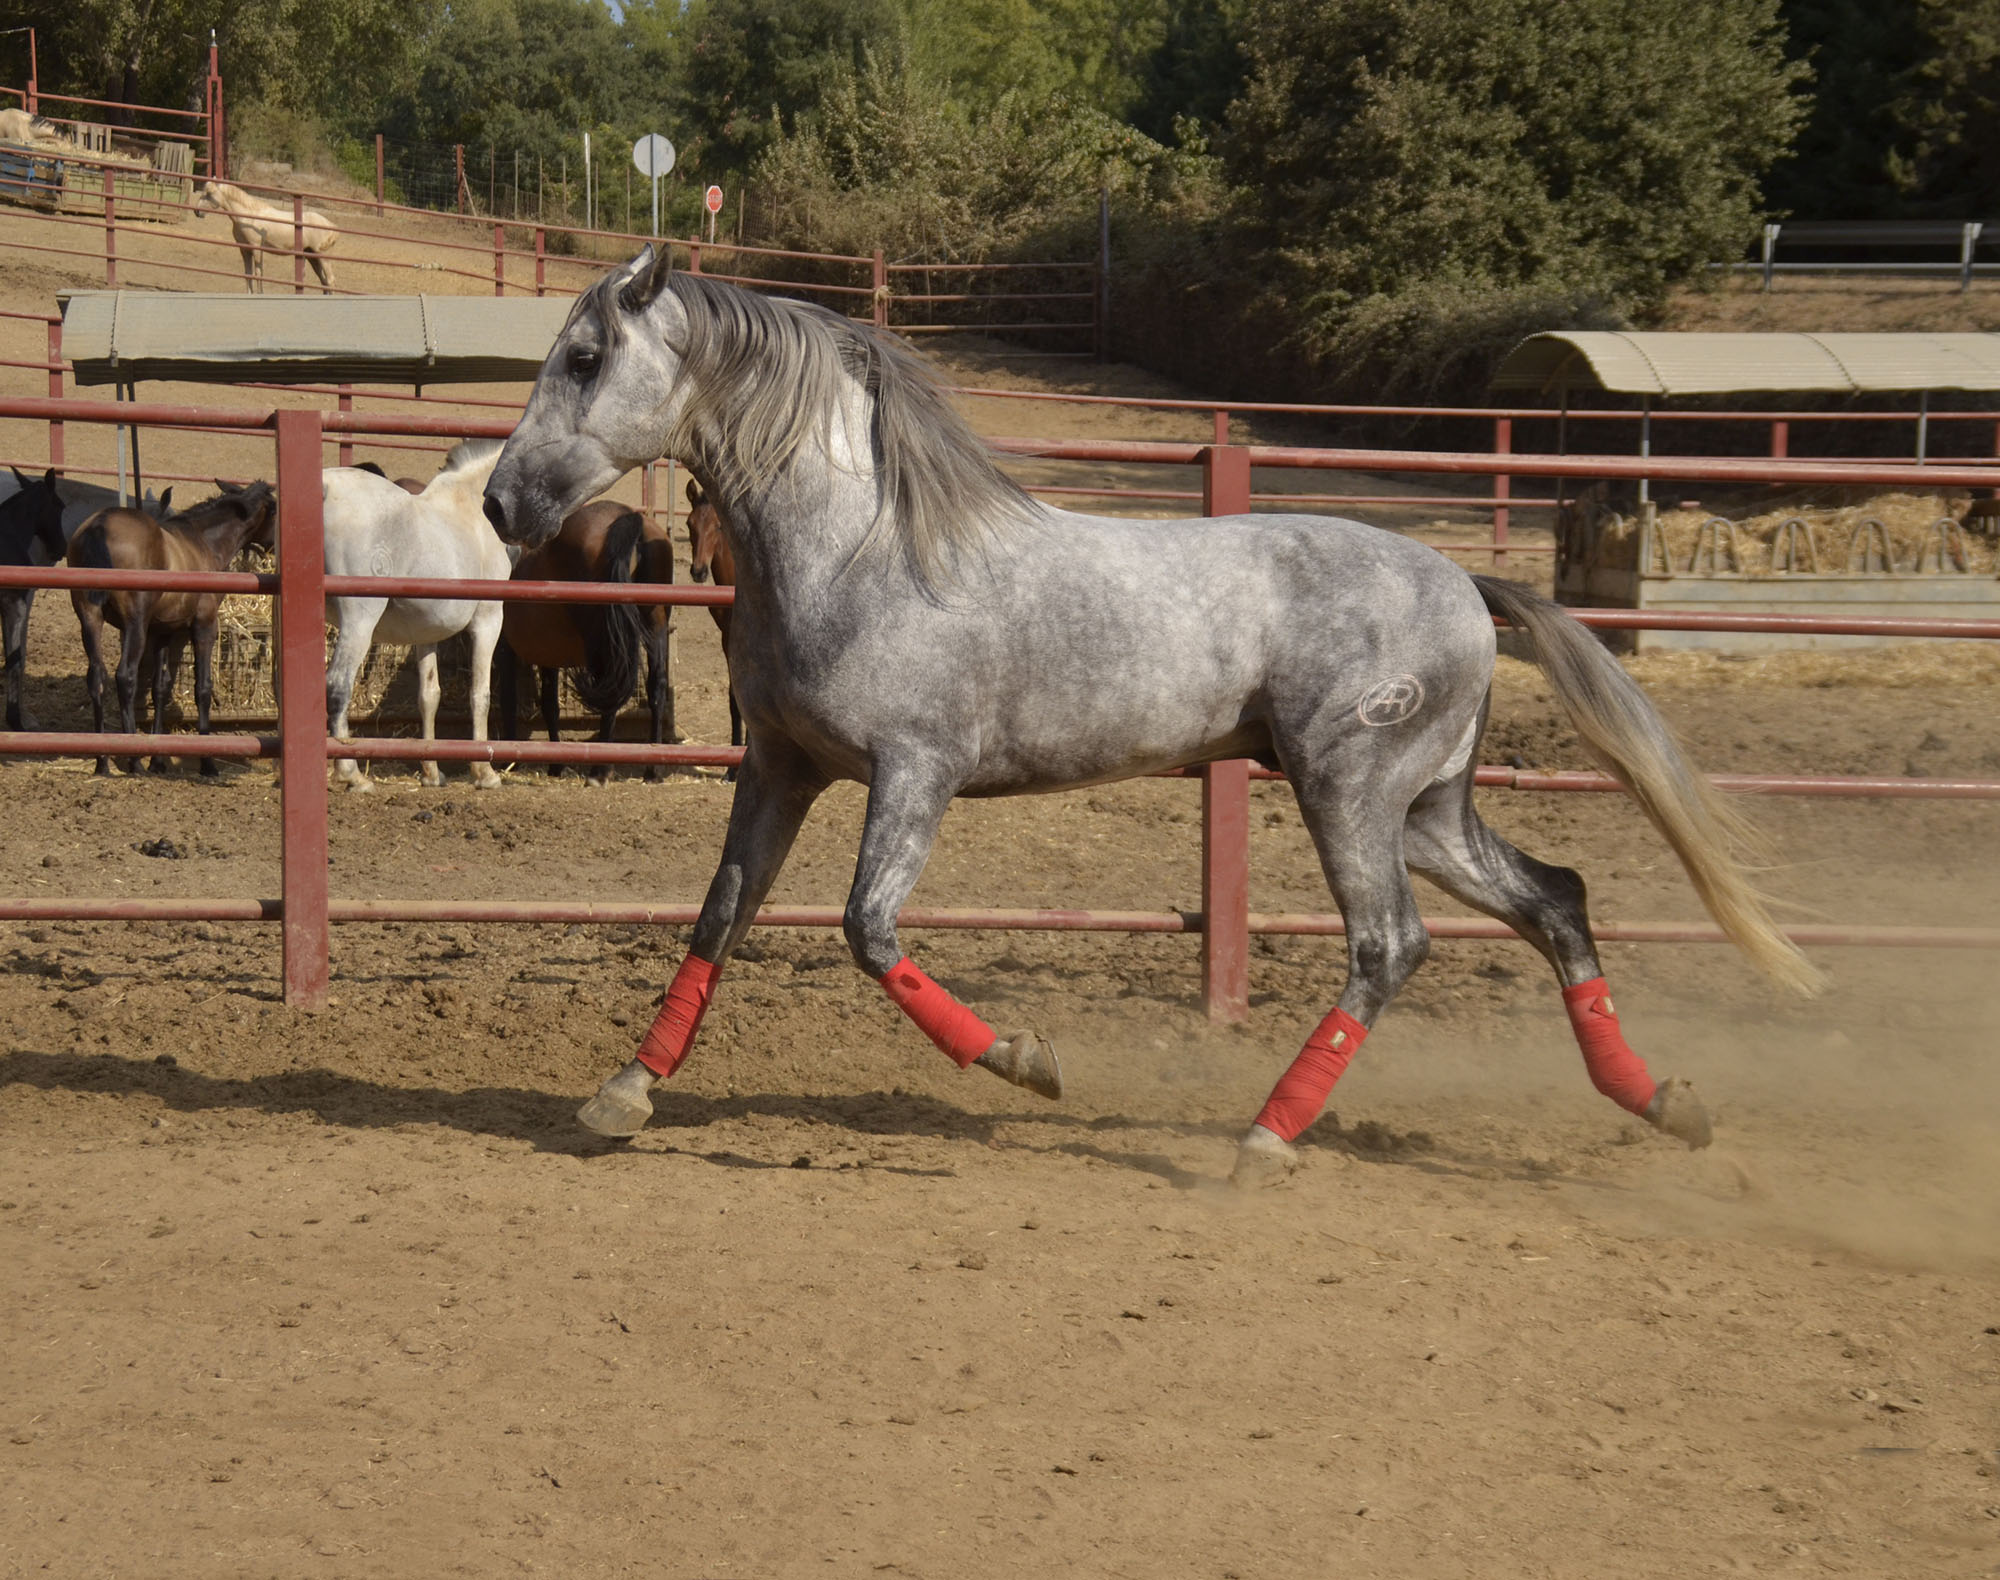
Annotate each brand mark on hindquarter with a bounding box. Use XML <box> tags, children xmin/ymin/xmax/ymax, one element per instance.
<box><xmin>1356</xmin><ymin>674</ymin><xmax>1424</xmax><ymax>727</ymax></box>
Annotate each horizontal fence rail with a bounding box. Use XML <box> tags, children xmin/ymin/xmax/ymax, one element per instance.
<box><xmin>0</xmin><ymin>400</ymin><xmax>1994</xmax><ymax>1017</ymax></box>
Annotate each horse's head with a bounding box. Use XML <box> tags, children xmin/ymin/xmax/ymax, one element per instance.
<box><xmin>685</xmin><ymin>478</ymin><xmax>730</xmax><ymax>586</ymax></box>
<box><xmin>204</xmin><ymin>478</ymin><xmax>278</xmax><ymax>552</ymax></box>
<box><xmin>5</xmin><ymin>466</ymin><xmax>67</xmax><ymax>561</ymax></box>
<box><xmin>486</xmin><ymin>245</ymin><xmax>690</xmax><ymax>552</ymax></box>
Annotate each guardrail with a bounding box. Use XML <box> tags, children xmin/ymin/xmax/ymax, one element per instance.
<box><xmin>0</xmin><ymin>396</ymin><xmax>1996</xmax><ymax>1022</ymax></box>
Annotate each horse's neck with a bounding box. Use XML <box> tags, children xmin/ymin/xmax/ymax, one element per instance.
<box><xmin>182</xmin><ymin>512</ymin><xmax>259</xmax><ymax>566</ymax></box>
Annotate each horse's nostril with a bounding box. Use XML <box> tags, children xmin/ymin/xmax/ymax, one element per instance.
<box><xmin>482</xmin><ymin>494</ymin><xmax>508</xmax><ymax>537</ymax></box>
<box><xmin>691</xmin><ymin>566</ymin><xmax>709</xmax><ymax>584</ymax></box>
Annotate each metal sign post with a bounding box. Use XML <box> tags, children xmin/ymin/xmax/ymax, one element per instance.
<box><xmin>632</xmin><ymin>134</ymin><xmax>675</xmax><ymax>238</ymax></box>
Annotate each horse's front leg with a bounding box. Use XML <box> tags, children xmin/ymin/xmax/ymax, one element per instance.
<box><xmin>538</xmin><ymin>667</ymin><xmax>564</xmax><ymax>779</ymax></box>
<box><xmin>412</xmin><ymin>643</ymin><xmax>446</xmax><ymax>787</ymax></box>
<box><xmin>464</xmin><ymin>603</ymin><xmax>503</xmax><ymax>790</ymax></box>
<box><xmin>192</xmin><ymin>618</ymin><xmax>219</xmax><ymax>775</ymax></box>
<box><xmin>146</xmin><ymin>636</ymin><xmax>180</xmax><ymax>773</ymax></box>
<box><xmin>239</xmin><ymin>243</ymin><xmax>257</xmax><ymax>294</ymax></box>
<box><xmin>845</xmin><ymin>757</ymin><xmax>1062</xmax><ymax>1101</ymax></box>
<box><xmin>113</xmin><ymin>607</ymin><xmax>149</xmax><ymax>774</ymax></box>
<box><xmin>578</xmin><ymin>734</ymin><xmax>827</xmax><ymax>1138</ymax></box>
<box><xmin>641</xmin><ymin>614</ymin><xmax>674</xmax><ymax>782</ymax></box>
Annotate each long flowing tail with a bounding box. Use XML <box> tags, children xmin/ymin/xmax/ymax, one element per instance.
<box><xmin>570</xmin><ymin>510</ymin><xmax>645</xmax><ymax>716</ymax></box>
<box><xmin>1473</xmin><ymin>575</ymin><xmax>1819</xmax><ymax>996</ymax></box>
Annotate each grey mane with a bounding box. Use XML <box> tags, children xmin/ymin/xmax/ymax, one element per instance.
<box><xmin>605</xmin><ymin>270</ymin><xmax>1036</xmax><ymax>583</ymax></box>
<box><xmin>442</xmin><ymin>438</ymin><xmax>506</xmax><ymax>473</ymax></box>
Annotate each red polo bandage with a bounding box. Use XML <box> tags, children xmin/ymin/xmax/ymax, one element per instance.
<box><xmin>1562</xmin><ymin>977</ymin><xmax>1657</xmax><ymax>1115</ymax></box>
<box><xmin>879</xmin><ymin>957</ymin><xmax>996</xmax><ymax>1069</ymax></box>
<box><xmin>635</xmin><ymin>954</ymin><xmax>720</xmax><ymax>1078</ymax></box>
<box><xmin>1253</xmin><ymin>1008</ymin><xmax>1370</xmax><ymax>1142</ymax></box>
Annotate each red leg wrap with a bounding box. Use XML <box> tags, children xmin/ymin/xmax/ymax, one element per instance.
<box><xmin>635</xmin><ymin>954</ymin><xmax>720</xmax><ymax>1078</ymax></box>
<box><xmin>1562</xmin><ymin>977</ymin><xmax>1657</xmax><ymax>1115</ymax></box>
<box><xmin>1253</xmin><ymin>1008</ymin><xmax>1370</xmax><ymax>1142</ymax></box>
<box><xmin>879</xmin><ymin>957</ymin><xmax>996</xmax><ymax>1069</ymax></box>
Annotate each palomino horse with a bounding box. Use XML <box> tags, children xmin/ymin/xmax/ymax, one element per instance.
<box><xmin>67</xmin><ymin>480</ymin><xmax>276</xmax><ymax>775</ymax></box>
<box><xmin>323</xmin><ymin>440</ymin><xmax>513</xmax><ymax>791</ymax></box>
<box><xmin>484</xmin><ymin>255</ymin><xmax>1816</xmax><ymax>1180</ymax></box>
<box><xmin>683</xmin><ymin>479</ymin><xmax>741</xmax><ymax>761</ymax></box>
<box><xmin>194</xmin><ymin>181</ymin><xmax>339</xmax><ymax>294</ymax></box>
<box><xmin>496</xmin><ymin>498</ymin><xmax>677</xmax><ymax>784</ymax></box>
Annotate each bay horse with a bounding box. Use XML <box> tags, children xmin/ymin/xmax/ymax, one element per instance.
<box><xmin>194</xmin><ymin>181</ymin><xmax>339</xmax><ymax>294</ymax></box>
<box><xmin>684</xmin><ymin>479</ymin><xmax>741</xmax><ymax>763</ymax></box>
<box><xmin>496</xmin><ymin>498</ymin><xmax>677</xmax><ymax>784</ymax></box>
<box><xmin>67</xmin><ymin>480</ymin><xmax>277</xmax><ymax>775</ymax></box>
<box><xmin>484</xmin><ymin>255</ymin><xmax>1816</xmax><ymax>1181</ymax></box>
<box><xmin>323</xmin><ymin>440</ymin><xmax>513</xmax><ymax>791</ymax></box>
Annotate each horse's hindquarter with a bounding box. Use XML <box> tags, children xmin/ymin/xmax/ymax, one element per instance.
<box><xmin>324</xmin><ymin>472</ymin><xmax>507</xmax><ymax>643</ymax></box>
<box><xmin>744</xmin><ymin>511</ymin><xmax>1496</xmax><ymax>795</ymax></box>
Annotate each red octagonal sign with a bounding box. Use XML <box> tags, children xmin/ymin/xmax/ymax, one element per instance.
<box><xmin>704</xmin><ymin>184</ymin><xmax>723</xmax><ymax>214</ymax></box>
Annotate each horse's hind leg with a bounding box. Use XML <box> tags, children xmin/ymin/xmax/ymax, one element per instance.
<box><xmin>842</xmin><ymin>758</ymin><xmax>1061</xmax><ymax>1101</ymax></box>
<box><xmin>579</xmin><ymin>734</ymin><xmax>827</xmax><ymax>1137</ymax></box>
<box><xmin>146</xmin><ymin>636</ymin><xmax>180</xmax><ymax>773</ymax></box>
<box><xmin>325</xmin><ymin>597</ymin><xmax>384</xmax><ymax>790</ymax></box>
<box><xmin>464</xmin><ymin>604</ymin><xmax>503</xmax><ymax>790</ymax></box>
<box><xmin>413</xmin><ymin>643</ymin><xmax>446</xmax><ymax>787</ymax></box>
<box><xmin>192</xmin><ymin>618</ymin><xmax>219</xmax><ymax>776</ymax></box>
<box><xmin>641</xmin><ymin>617</ymin><xmax>671</xmax><ymax>783</ymax></box>
<box><xmin>113</xmin><ymin>607</ymin><xmax>149</xmax><ymax>774</ymax></box>
<box><xmin>74</xmin><ymin>597</ymin><xmax>111</xmax><ymax>775</ymax></box>
<box><xmin>1</xmin><ymin>590</ymin><xmax>31</xmax><ymax>731</ymax></box>
<box><xmin>1402</xmin><ymin>777</ymin><xmax>1711</xmax><ymax>1148</ymax></box>
<box><xmin>1234</xmin><ymin>787</ymin><xmax>1431</xmax><ymax>1185</ymax></box>
<box><xmin>537</xmin><ymin>668</ymin><xmax>564</xmax><ymax>779</ymax></box>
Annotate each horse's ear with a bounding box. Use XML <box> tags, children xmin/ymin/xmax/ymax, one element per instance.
<box><xmin>9</xmin><ymin>467</ymin><xmax>26</xmax><ymax>491</ymax></box>
<box><xmin>685</xmin><ymin>478</ymin><xmax>703</xmax><ymax>507</ymax></box>
<box><xmin>619</xmin><ymin>244</ymin><xmax>674</xmax><ymax>314</ymax></box>
<box><xmin>157</xmin><ymin>487</ymin><xmax>172</xmax><ymax>515</ymax></box>
<box><xmin>41</xmin><ymin>468</ymin><xmax>56</xmax><ymax>491</ymax></box>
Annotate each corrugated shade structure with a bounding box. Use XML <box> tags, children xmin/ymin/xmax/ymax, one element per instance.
<box><xmin>60</xmin><ymin>292</ymin><xmax>574</xmax><ymax>387</ymax></box>
<box><xmin>1491</xmin><ymin>331</ymin><xmax>2000</xmax><ymax>396</ymax></box>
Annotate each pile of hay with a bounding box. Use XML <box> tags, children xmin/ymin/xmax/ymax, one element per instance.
<box><xmin>1580</xmin><ymin>492</ymin><xmax>1995</xmax><ymax>577</ymax></box>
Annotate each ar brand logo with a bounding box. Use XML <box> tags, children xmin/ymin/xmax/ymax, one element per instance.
<box><xmin>1356</xmin><ymin>674</ymin><xmax>1424</xmax><ymax>726</ymax></box>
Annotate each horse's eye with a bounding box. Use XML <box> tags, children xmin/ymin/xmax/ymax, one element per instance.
<box><xmin>569</xmin><ymin>348</ymin><xmax>601</xmax><ymax>380</ymax></box>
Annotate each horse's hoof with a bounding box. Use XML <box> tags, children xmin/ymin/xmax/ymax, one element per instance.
<box><xmin>93</xmin><ymin>759</ymin><xmax>110</xmax><ymax>778</ymax></box>
<box><xmin>974</xmin><ymin>1031</ymin><xmax>1063</xmax><ymax>1100</ymax></box>
<box><xmin>1230</xmin><ymin>1124</ymin><xmax>1299</xmax><ymax>1188</ymax></box>
<box><xmin>1644</xmin><ymin>1078</ymin><xmax>1713</xmax><ymax>1150</ymax></box>
<box><xmin>199</xmin><ymin>760</ymin><xmax>219</xmax><ymax>778</ymax></box>
<box><xmin>472</xmin><ymin>766</ymin><xmax>503</xmax><ymax>791</ymax></box>
<box><xmin>578</xmin><ymin>1064</ymin><xmax>656</xmax><ymax>1138</ymax></box>
<box><xmin>342</xmin><ymin>776</ymin><xmax>374</xmax><ymax>794</ymax></box>
<box><xmin>148</xmin><ymin>757</ymin><xmax>171</xmax><ymax>776</ymax></box>
<box><xmin>421</xmin><ymin>770</ymin><xmax>447</xmax><ymax>789</ymax></box>
<box><xmin>545</xmin><ymin>764</ymin><xmax>565</xmax><ymax>779</ymax></box>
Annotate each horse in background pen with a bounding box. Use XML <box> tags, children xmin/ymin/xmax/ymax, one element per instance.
<box><xmin>496</xmin><ymin>498</ymin><xmax>678</xmax><ymax>784</ymax></box>
<box><xmin>322</xmin><ymin>440</ymin><xmax>513</xmax><ymax>791</ymax></box>
<box><xmin>194</xmin><ymin>181</ymin><xmax>339</xmax><ymax>294</ymax></box>
<box><xmin>684</xmin><ymin>479</ymin><xmax>741</xmax><ymax>765</ymax></box>
<box><xmin>66</xmin><ymin>481</ymin><xmax>276</xmax><ymax>776</ymax></box>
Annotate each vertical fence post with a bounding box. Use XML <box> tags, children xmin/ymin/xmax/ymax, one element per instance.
<box><xmin>1491</xmin><ymin>416</ymin><xmax>1511</xmax><ymax>571</ymax></box>
<box><xmin>455</xmin><ymin>144</ymin><xmax>467</xmax><ymax>215</ymax></box>
<box><xmin>689</xmin><ymin>243</ymin><xmax>701</xmax><ymax>275</ymax></box>
<box><xmin>534</xmin><ymin>227</ymin><xmax>545</xmax><ymax>297</ymax></box>
<box><xmin>1213</xmin><ymin>409</ymin><xmax>1229</xmax><ymax>446</ymax></box>
<box><xmin>1770</xmin><ymin>419</ymin><xmax>1788</xmax><ymax>459</ymax></box>
<box><xmin>1096</xmin><ymin>187</ymin><xmax>1110</xmax><ymax>363</ymax></box>
<box><xmin>102</xmin><ymin>168</ymin><xmax>116</xmax><ymax>287</ymax></box>
<box><xmin>872</xmin><ymin>249</ymin><xmax>887</xmax><ymax>330</ymax></box>
<box><xmin>336</xmin><ymin>386</ymin><xmax>353</xmax><ymax>467</ymax></box>
<box><xmin>493</xmin><ymin>224</ymin><xmax>505</xmax><ymax>296</ymax></box>
<box><xmin>374</xmin><ymin>133</ymin><xmax>384</xmax><ymax>216</ymax></box>
<box><xmin>275</xmin><ymin>409</ymin><xmax>330</xmax><ymax>1010</ymax></box>
<box><xmin>45</xmin><ymin>315</ymin><xmax>63</xmax><ymax>474</ymax></box>
<box><xmin>292</xmin><ymin>193</ymin><xmax>305</xmax><ymax>294</ymax></box>
<box><xmin>1200</xmin><ymin>443</ymin><xmax>1252</xmax><ymax>1024</ymax></box>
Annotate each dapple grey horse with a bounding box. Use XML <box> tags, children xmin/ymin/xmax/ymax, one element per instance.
<box><xmin>484</xmin><ymin>252</ymin><xmax>1815</xmax><ymax>1183</ymax></box>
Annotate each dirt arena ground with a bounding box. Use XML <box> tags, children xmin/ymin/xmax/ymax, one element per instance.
<box><xmin>1</xmin><ymin>226</ymin><xmax>1999</xmax><ymax>1578</ymax></box>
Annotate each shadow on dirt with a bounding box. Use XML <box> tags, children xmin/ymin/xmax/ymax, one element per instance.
<box><xmin>1</xmin><ymin>1048</ymin><xmax>1566</xmax><ymax>1190</ymax></box>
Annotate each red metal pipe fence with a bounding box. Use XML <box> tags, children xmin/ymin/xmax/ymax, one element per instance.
<box><xmin>0</xmin><ymin>400</ymin><xmax>1995</xmax><ymax>1018</ymax></box>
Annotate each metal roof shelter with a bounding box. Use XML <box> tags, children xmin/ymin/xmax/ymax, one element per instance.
<box><xmin>1491</xmin><ymin>331</ymin><xmax>2000</xmax><ymax>396</ymax></box>
<box><xmin>60</xmin><ymin>291</ymin><xmax>574</xmax><ymax>388</ymax></box>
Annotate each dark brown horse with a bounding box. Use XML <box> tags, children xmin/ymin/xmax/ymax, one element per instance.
<box><xmin>497</xmin><ymin>498</ymin><xmax>676</xmax><ymax>783</ymax></box>
<box><xmin>685</xmin><ymin>479</ymin><xmax>741</xmax><ymax>764</ymax></box>
<box><xmin>0</xmin><ymin>468</ymin><xmax>69</xmax><ymax>731</ymax></box>
<box><xmin>67</xmin><ymin>481</ymin><xmax>276</xmax><ymax>775</ymax></box>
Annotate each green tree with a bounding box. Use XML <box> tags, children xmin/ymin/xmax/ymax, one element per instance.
<box><xmin>1885</xmin><ymin>0</ymin><xmax>2000</xmax><ymax>215</ymax></box>
<box><xmin>1221</xmin><ymin>0</ymin><xmax>1806</xmax><ymax>389</ymax></box>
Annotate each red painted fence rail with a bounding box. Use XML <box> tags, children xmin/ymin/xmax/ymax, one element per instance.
<box><xmin>0</xmin><ymin>400</ymin><xmax>1995</xmax><ymax>1018</ymax></box>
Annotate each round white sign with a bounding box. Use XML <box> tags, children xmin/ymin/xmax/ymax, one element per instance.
<box><xmin>632</xmin><ymin>134</ymin><xmax>675</xmax><ymax>179</ymax></box>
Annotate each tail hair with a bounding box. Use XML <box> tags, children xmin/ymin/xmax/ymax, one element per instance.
<box><xmin>568</xmin><ymin>510</ymin><xmax>646</xmax><ymax>717</ymax></box>
<box><xmin>1474</xmin><ymin>575</ymin><xmax>1820</xmax><ymax>996</ymax></box>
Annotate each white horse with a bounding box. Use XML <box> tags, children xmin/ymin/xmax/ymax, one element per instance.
<box><xmin>322</xmin><ymin>440</ymin><xmax>514</xmax><ymax>790</ymax></box>
<box><xmin>194</xmin><ymin>180</ymin><xmax>339</xmax><ymax>294</ymax></box>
